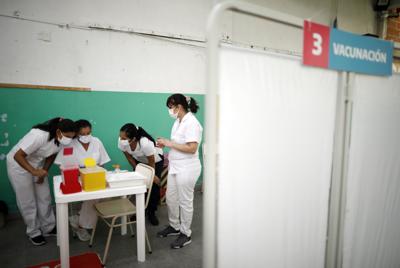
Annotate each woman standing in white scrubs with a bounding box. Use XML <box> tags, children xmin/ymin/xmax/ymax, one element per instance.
<box><xmin>6</xmin><ymin>117</ymin><xmax>75</xmax><ymax>246</ymax></box>
<box><xmin>118</xmin><ymin>123</ymin><xmax>164</xmax><ymax>225</ymax></box>
<box><xmin>55</xmin><ymin>119</ymin><xmax>110</xmax><ymax>241</ymax></box>
<box><xmin>156</xmin><ymin>94</ymin><xmax>202</xmax><ymax>249</ymax></box>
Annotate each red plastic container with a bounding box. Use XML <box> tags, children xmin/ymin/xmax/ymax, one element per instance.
<box><xmin>60</xmin><ymin>167</ymin><xmax>82</xmax><ymax>194</ymax></box>
<box><xmin>59</xmin><ymin>147</ymin><xmax>82</xmax><ymax>194</ymax></box>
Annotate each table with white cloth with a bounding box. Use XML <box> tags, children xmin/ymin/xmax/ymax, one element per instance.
<box><xmin>53</xmin><ymin>175</ymin><xmax>147</xmax><ymax>268</ymax></box>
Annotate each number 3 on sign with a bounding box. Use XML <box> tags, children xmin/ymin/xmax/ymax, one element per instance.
<box><xmin>302</xmin><ymin>21</ymin><xmax>330</xmax><ymax>68</ymax></box>
<box><xmin>312</xmin><ymin>33</ymin><xmax>322</xmax><ymax>56</ymax></box>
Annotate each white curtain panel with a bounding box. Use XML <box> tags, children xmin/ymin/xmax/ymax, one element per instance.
<box><xmin>343</xmin><ymin>74</ymin><xmax>400</xmax><ymax>268</ymax></box>
<box><xmin>217</xmin><ymin>47</ymin><xmax>338</xmax><ymax>268</ymax></box>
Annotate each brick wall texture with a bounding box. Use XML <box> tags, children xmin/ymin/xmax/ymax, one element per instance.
<box><xmin>387</xmin><ymin>8</ymin><xmax>400</xmax><ymax>42</ymax></box>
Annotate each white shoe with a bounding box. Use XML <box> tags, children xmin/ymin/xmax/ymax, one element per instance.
<box><xmin>69</xmin><ymin>215</ymin><xmax>91</xmax><ymax>242</ymax></box>
<box><xmin>75</xmin><ymin>228</ymin><xmax>91</xmax><ymax>242</ymax></box>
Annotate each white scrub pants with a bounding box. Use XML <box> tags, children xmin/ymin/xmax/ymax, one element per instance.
<box><xmin>78</xmin><ymin>200</ymin><xmax>98</xmax><ymax>229</ymax></box>
<box><xmin>7</xmin><ymin>160</ymin><xmax>55</xmax><ymax>238</ymax></box>
<box><xmin>166</xmin><ymin>165</ymin><xmax>201</xmax><ymax>237</ymax></box>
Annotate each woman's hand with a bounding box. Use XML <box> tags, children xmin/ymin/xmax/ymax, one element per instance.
<box><xmin>32</xmin><ymin>168</ymin><xmax>48</xmax><ymax>179</ymax></box>
<box><xmin>153</xmin><ymin>175</ymin><xmax>161</xmax><ymax>185</ymax></box>
<box><xmin>36</xmin><ymin>176</ymin><xmax>45</xmax><ymax>184</ymax></box>
<box><xmin>156</xmin><ymin>138</ymin><xmax>172</xmax><ymax>148</ymax></box>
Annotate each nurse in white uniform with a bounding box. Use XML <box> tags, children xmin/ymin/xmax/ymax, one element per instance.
<box><xmin>55</xmin><ymin>119</ymin><xmax>110</xmax><ymax>241</ymax></box>
<box><xmin>156</xmin><ymin>94</ymin><xmax>203</xmax><ymax>249</ymax></box>
<box><xmin>6</xmin><ymin>117</ymin><xmax>75</xmax><ymax>246</ymax></box>
<box><xmin>118</xmin><ymin>123</ymin><xmax>164</xmax><ymax>225</ymax></box>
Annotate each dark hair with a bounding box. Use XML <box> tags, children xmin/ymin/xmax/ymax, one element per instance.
<box><xmin>33</xmin><ymin>117</ymin><xmax>75</xmax><ymax>145</ymax></box>
<box><xmin>75</xmin><ymin>119</ymin><xmax>92</xmax><ymax>132</ymax></box>
<box><xmin>120</xmin><ymin>123</ymin><xmax>156</xmax><ymax>146</ymax></box>
<box><xmin>166</xmin><ymin>93</ymin><xmax>199</xmax><ymax>114</ymax></box>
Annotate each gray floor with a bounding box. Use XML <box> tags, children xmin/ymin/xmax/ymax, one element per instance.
<box><xmin>0</xmin><ymin>191</ymin><xmax>203</xmax><ymax>268</ymax></box>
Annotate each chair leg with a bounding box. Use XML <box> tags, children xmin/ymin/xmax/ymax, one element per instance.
<box><xmin>145</xmin><ymin>229</ymin><xmax>152</xmax><ymax>254</ymax></box>
<box><xmin>102</xmin><ymin>217</ymin><xmax>117</xmax><ymax>265</ymax></box>
<box><xmin>89</xmin><ymin>216</ymin><xmax>98</xmax><ymax>247</ymax></box>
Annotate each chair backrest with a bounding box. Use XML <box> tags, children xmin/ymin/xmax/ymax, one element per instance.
<box><xmin>135</xmin><ymin>163</ymin><xmax>155</xmax><ymax>209</ymax></box>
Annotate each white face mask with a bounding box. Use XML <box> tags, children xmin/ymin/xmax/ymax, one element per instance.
<box><xmin>79</xmin><ymin>134</ymin><xmax>92</xmax><ymax>144</ymax></box>
<box><xmin>59</xmin><ymin>133</ymin><xmax>72</xmax><ymax>146</ymax></box>
<box><xmin>168</xmin><ymin>108</ymin><xmax>178</xmax><ymax>119</ymax></box>
<box><xmin>118</xmin><ymin>137</ymin><xmax>130</xmax><ymax>150</ymax></box>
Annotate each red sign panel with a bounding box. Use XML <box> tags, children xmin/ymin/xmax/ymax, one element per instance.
<box><xmin>303</xmin><ymin>21</ymin><xmax>330</xmax><ymax>68</ymax></box>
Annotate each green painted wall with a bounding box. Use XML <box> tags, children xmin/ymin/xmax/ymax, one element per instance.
<box><xmin>0</xmin><ymin>88</ymin><xmax>204</xmax><ymax>213</ymax></box>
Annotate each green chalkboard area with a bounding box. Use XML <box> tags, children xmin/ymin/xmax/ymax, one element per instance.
<box><xmin>0</xmin><ymin>88</ymin><xmax>204</xmax><ymax>213</ymax></box>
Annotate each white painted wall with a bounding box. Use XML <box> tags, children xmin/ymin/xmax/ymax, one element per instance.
<box><xmin>0</xmin><ymin>0</ymin><xmax>210</xmax><ymax>93</ymax></box>
<box><xmin>0</xmin><ymin>0</ymin><xmax>378</xmax><ymax>93</ymax></box>
<box><xmin>224</xmin><ymin>0</ymin><xmax>378</xmax><ymax>54</ymax></box>
<box><xmin>337</xmin><ymin>0</ymin><xmax>377</xmax><ymax>35</ymax></box>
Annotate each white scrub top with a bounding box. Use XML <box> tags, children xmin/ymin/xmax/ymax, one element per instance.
<box><xmin>168</xmin><ymin>112</ymin><xmax>203</xmax><ymax>174</ymax></box>
<box><xmin>55</xmin><ymin>137</ymin><xmax>110</xmax><ymax>167</ymax></box>
<box><xmin>7</xmin><ymin>129</ymin><xmax>61</xmax><ymax>171</ymax></box>
<box><xmin>122</xmin><ymin>137</ymin><xmax>163</xmax><ymax>164</ymax></box>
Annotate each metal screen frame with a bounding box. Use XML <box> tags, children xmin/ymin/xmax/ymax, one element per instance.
<box><xmin>203</xmin><ymin>2</ymin><xmax>351</xmax><ymax>268</ymax></box>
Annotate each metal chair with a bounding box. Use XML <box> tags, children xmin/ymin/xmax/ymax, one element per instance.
<box><xmin>89</xmin><ymin>163</ymin><xmax>155</xmax><ymax>264</ymax></box>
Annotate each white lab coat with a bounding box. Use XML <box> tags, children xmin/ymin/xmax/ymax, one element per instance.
<box><xmin>55</xmin><ymin>137</ymin><xmax>111</xmax><ymax>229</ymax></box>
<box><xmin>166</xmin><ymin>112</ymin><xmax>202</xmax><ymax>236</ymax></box>
<box><xmin>121</xmin><ymin>136</ymin><xmax>163</xmax><ymax>164</ymax></box>
<box><xmin>6</xmin><ymin>129</ymin><xmax>60</xmax><ymax>238</ymax></box>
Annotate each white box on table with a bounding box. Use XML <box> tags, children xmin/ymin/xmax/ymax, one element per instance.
<box><xmin>106</xmin><ymin>171</ymin><xmax>146</xmax><ymax>188</ymax></box>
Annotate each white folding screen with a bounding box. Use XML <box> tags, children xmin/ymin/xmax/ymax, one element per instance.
<box><xmin>217</xmin><ymin>47</ymin><xmax>338</xmax><ymax>268</ymax></box>
<box><xmin>343</xmin><ymin>74</ymin><xmax>400</xmax><ymax>268</ymax></box>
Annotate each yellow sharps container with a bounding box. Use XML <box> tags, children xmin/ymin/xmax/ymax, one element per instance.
<box><xmin>79</xmin><ymin>158</ymin><xmax>106</xmax><ymax>191</ymax></box>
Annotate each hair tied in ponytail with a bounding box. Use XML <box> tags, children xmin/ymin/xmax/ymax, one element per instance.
<box><xmin>59</xmin><ymin>117</ymin><xmax>64</xmax><ymax>122</ymax></box>
<box><xmin>166</xmin><ymin>93</ymin><xmax>199</xmax><ymax>114</ymax></box>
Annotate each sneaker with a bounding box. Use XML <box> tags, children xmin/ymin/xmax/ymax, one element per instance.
<box><xmin>75</xmin><ymin>228</ymin><xmax>91</xmax><ymax>242</ymax></box>
<box><xmin>29</xmin><ymin>235</ymin><xmax>46</xmax><ymax>246</ymax></box>
<box><xmin>170</xmin><ymin>233</ymin><xmax>191</xmax><ymax>249</ymax></box>
<box><xmin>157</xmin><ymin>226</ymin><xmax>180</xmax><ymax>237</ymax></box>
<box><xmin>44</xmin><ymin>226</ymin><xmax>57</xmax><ymax>237</ymax></box>
<box><xmin>147</xmin><ymin>213</ymin><xmax>159</xmax><ymax>226</ymax></box>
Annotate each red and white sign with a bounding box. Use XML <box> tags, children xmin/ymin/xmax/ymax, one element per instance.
<box><xmin>303</xmin><ymin>21</ymin><xmax>330</xmax><ymax>68</ymax></box>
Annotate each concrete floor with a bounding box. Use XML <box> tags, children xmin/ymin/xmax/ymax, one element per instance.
<box><xmin>0</xmin><ymin>191</ymin><xmax>203</xmax><ymax>268</ymax></box>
